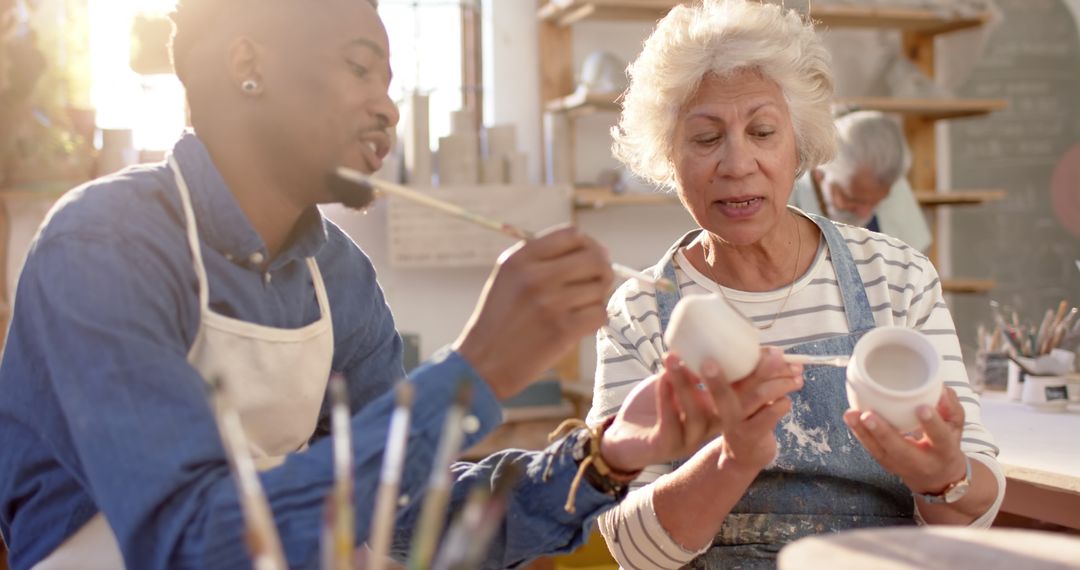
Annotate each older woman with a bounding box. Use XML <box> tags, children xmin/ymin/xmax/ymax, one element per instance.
<box><xmin>588</xmin><ymin>1</ymin><xmax>1005</xmax><ymax>567</ymax></box>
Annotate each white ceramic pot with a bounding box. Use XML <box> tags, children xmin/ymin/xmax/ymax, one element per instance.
<box><xmin>1021</xmin><ymin>375</ymin><xmax>1069</xmax><ymax>412</ymax></box>
<box><xmin>846</xmin><ymin>326</ymin><xmax>942</xmax><ymax>433</ymax></box>
<box><xmin>663</xmin><ymin>293</ymin><xmax>761</xmax><ymax>381</ymax></box>
<box><xmin>1067</xmin><ymin>373</ymin><xmax>1080</xmax><ymax>403</ymax></box>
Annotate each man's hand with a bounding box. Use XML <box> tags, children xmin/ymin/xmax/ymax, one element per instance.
<box><xmin>600</xmin><ymin>348</ymin><xmax>803</xmax><ymax>473</ymax></box>
<box><xmin>454</xmin><ymin>226</ymin><xmax>614</xmax><ymax>400</ymax></box>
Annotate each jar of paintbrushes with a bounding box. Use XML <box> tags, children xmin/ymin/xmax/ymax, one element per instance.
<box><xmin>990</xmin><ymin>300</ymin><xmax>1079</xmax><ymax>409</ymax></box>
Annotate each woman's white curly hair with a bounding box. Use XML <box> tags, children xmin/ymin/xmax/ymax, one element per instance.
<box><xmin>612</xmin><ymin>0</ymin><xmax>837</xmax><ymax>190</ymax></box>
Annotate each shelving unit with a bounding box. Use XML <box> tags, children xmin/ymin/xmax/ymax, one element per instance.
<box><xmin>540</xmin><ymin>1</ymin><xmax>992</xmax><ymax>33</ymax></box>
<box><xmin>573</xmin><ymin>185</ymin><xmax>679</xmax><ymax>209</ymax></box>
<box><xmin>914</xmin><ymin>189</ymin><xmax>1006</xmax><ymax>207</ymax></box>
<box><xmin>547</xmin><ymin>91</ymin><xmax>1007</xmax><ymax>120</ymax></box>
<box><xmin>573</xmin><ymin>185</ymin><xmax>1006</xmax><ymax>211</ymax></box>
<box><xmin>538</xmin><ymin>0</ymin><xmax>1007</xmax><ymax>294</ymax></box>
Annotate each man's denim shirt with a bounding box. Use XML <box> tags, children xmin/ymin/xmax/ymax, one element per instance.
<box><xmin>0</xmin><ymin>133</ymin><xmax>615</xmax><ymax>569</ymax></box>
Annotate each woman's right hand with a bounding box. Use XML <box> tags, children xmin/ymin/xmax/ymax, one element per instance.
<box><xmin>719</xmin><ymin>347</ymin><xmax>803</xmax><ymax>471</ymax></box>
<box><xmin>645</xmin><ymin>347</ymin><xmax>803</xmax><ymax>553</ymax></box>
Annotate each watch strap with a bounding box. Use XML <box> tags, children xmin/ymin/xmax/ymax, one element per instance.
<box><xmin>916</xmin><ymin>455</ymin><xmax>972</xmax><ymax>505</ymax></box>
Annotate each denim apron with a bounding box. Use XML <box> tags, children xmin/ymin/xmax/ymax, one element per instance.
<box><xmin>655</xmin><ymin>214</ymin><xmax>914</xmax><ymax>569</ymax></box>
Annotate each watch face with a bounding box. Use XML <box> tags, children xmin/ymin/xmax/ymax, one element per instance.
<box><xmin>924</xmin><ymin>458</ymin><xmax>972</xmax><ymax>504</ymax></box>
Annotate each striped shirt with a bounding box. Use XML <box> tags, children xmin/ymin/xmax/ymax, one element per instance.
<box><xmin>589</xmin><ymin>224</ymin><xmax>1005</xmax><ymax>569</ymax></box>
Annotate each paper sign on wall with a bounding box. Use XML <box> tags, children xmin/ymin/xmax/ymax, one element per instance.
<box><xmin>388</xmin><ymin>185</ymin><xmax>572</xmax><ymax>268</ymax></box>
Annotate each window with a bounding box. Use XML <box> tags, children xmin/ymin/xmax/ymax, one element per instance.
<box><xmin>87</xmin><ymin>1</ymin><xmax>482</xmax><ymax>153</ymax></box>
<box><xmin>379</xmin><ymin>0</ymin><xmax>482</xmax><ymax>147</ymax></box>
<box><xmin>88</xmin><ymin>0</ymin><xmax>184</xmax><ymax>151</ymax></box>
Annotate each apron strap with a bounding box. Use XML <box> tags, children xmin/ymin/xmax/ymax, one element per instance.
<box><xmin>655</xmin><ymin>230</ymin><xmax>700</xmax><ymax>337</ymax></box>
<box><xmin>805</xmin><ymin>213</ymin><xmax>876</xmax><ymax>332</ymax></box>
<box><xmin>169</xmin><ymin>154</ymin><xmax>210</xmax><ymax>311</ymax></box>
<box><xmin>169</xmin><ymin>154</ymin><xmax>331</xmax><ymax>323</ymax></box>
<box><xmin>306</xmin><ymin>257</ymin><xmax>332</xmax><ymax>320</ymax></box>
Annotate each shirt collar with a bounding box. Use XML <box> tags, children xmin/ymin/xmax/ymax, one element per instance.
<box><xmin>170</xmin><ymin>131</ymin><xmax>329</xmax><ymax>267</ymax></box>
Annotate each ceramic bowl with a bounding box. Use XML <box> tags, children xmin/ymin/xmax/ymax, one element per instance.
<box><xmin>846</xmin><ymin>326</ymin><xmax>942</xmax><ymax>433</ymax></box>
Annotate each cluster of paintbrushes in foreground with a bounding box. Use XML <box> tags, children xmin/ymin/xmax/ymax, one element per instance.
<box><xmin>211</xmin><ymin>373</ymin><xmax>514</xmax><ymax>570</ymax></box>
<box><xmin>984</xmin><ymin>300</ymin><xmax>1080</xmax><ymax>357</ymax></box>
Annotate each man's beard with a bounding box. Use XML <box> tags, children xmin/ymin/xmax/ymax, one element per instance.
<box><xmin>325</xmin><ymin>171</ymin><xmax>377</xmax><ymax>210</ymax></box>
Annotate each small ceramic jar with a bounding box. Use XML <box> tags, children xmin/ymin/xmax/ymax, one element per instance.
<box><xmin>846</xmin><ymin>326</ymin><xmax>942</xmax><ymax>433</ymax></box>
<box><xmin>1067</xmin><ymin>373</ymin><xmax>1080</xmax><ymax>403</ymax></box>
<box><xmin>663</xmin><ymin>293</ymin><xmax>761</xmax><ymax>381</ymax></box>
<box><xmin>1021</xmin><ymin>375</ymin><xmax>1069</xmax><ymax>412</ymax></box>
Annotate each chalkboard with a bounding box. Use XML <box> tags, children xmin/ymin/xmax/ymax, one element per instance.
<box><xmin>948</xmin><ymin>0</ymin><xmax>1080</xmax><ymax>357</ymax></box>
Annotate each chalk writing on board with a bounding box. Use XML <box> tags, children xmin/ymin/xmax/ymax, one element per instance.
<box><xmin>948</xmin><ymin>0</ymin><xmax>1080</xmax><ymax>354</ymax></box>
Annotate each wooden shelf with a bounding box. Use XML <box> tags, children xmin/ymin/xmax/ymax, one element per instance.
<box><xmin>915</xmin><ymin>189</ymin><xmax>1006</xmax><ymax>206</ymax></box>
<box><xmin>538</xmin><ymin>0</ymin><xmax>673</xmax><ymax>27</ymax></box>
<box><xmin>575</xmin><ymin>186</ymin><xmax>1006</xmax><ymax>210</ymax></box>
<box><xmin>837</xmin><ymin>97</ymin><xmax>1007</xmax><ymax>120</ymax></box>
<box><xmin>810</xmin><ymin>5</ymin><xmax>991</xmax><ymax>36</ymax></box>
<box><xmin>573</xmin><ymin>185</ymin><xmax>679</xmax><ymax>209</ymax></box>
<box><xmin>539</xmin><ymin>1</ymin><xmax>993</xmax><ymax>36</ymax></box>
<box><xmin>941</xmin><ymin>278</ymin><xmax>996</xmax><ymax>294</ymax></box>
<box><xmin>547</xmin><ymin>92</ymin><xmax>1007</xmax><ymax>121</ymax></box>
<box><xmin>0</xmin><ymin>188</ymin><xmax>70</xmax><ymax>201</ymax></box>
<box><xmin>545</xmin><ymin>90</ymin><xmax>621</xmax><ymax>117</ymax></box>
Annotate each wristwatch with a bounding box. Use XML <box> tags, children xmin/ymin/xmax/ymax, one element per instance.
<box><xmin>916</xmin><ymin>456</ymin><xmax>972</xmax><ymax>504</ymax></box>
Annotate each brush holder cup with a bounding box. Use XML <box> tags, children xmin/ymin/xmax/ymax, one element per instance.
<box><xmin>846</xmin><ymin>327</ymin><xmax>942</xmax><ymax>433</ymax></box>
<box><xmin>663</xmin><ymin>293</ymin><xmax>761</xmax><ymax>382</ymax></box>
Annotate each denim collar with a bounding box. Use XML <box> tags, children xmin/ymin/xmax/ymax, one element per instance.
<box><xmin>170</xmin><ymin>131</ymin><xmax>329</xmax><ymax>268</ymax></box>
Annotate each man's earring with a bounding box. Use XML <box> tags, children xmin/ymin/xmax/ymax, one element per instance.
<box><xmin>241</xmin><ymin>79</ymin><xmax>259</xmax><ymax>93</ymax></box>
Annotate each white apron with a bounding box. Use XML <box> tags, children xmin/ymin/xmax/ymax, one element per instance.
<box><xmin>32</xmin><ymin>156</ymin><xmax>335</xmax><ymax>569</ymax></box>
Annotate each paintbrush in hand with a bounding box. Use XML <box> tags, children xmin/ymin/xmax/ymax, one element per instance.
<box><xmin>336</xmin><ymin>167</ymin><xmax>677</xmax><ymax>293</ymax></box>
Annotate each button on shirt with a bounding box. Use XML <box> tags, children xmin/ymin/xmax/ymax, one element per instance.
<box><xmin>0</xmin><ymin>133</ymin><xmax>616</xmax><ymax>569</ymax></box>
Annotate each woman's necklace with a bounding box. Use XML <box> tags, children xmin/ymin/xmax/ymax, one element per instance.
<box><xmin>707</xmin><ymin>212</ymin><xmax>803</xmax><ymax>331</ymax></box>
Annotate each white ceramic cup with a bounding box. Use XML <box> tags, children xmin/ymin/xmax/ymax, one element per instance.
<box><xmin>1021</xmin><ymin>375</ymin><xmax>1069</xmax><ymax>412</ymax></box>
<box><xmin>664</xmin><ymin>293</ymin><xmax>761</xmax><ymax>381</ymax></box>
<box><xmin>846</xmin><ymin>327</ymin><xmax>942</xmax><ymax>433</ymax></box>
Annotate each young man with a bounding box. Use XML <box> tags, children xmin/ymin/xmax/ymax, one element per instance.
<box><xmin>0</xmin><ymin>1</ymin><xmax>801</xmax><ymax>568</ymax></box>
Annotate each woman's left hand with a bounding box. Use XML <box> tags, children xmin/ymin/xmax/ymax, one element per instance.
<box><xmin>843</xmin><ymin>387</ymin><xmax>968</xmax><ymax>495</ymax></box>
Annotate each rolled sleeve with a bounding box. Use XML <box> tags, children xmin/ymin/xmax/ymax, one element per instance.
<box><xmin>598</xmin><ymin>484</ymin><xmax>707</xmax><ymax>570</ymax></box>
